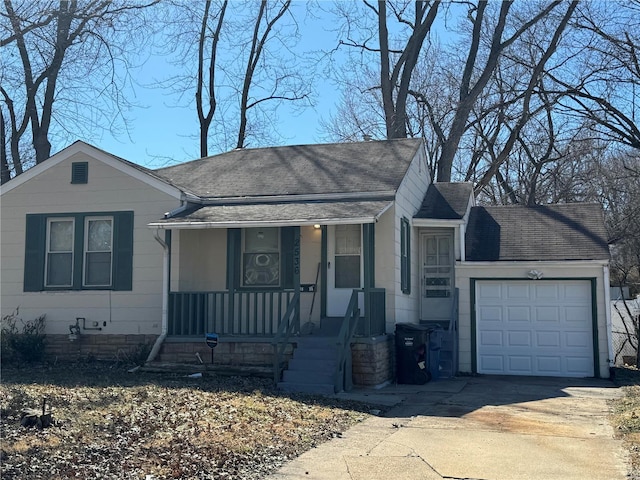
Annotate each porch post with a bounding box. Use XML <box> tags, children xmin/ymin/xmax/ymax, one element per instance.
<box><xmin>320</xmin><ymin>225</ymin><xmax>327</xmax><ymax>319</ymax></box>
<box><xmin>293</xmin><ymin>226</ymin><xmax>301</xmax><ymax>330</ymax></box>
<box><xmin>227</xmin><ymin>229</ymin><xmax>240</xmax><ymax>334</ymax></box>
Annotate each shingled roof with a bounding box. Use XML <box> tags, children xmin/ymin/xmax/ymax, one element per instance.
<box><xmin>154</xmin><ymin>138</ymin><xmax>423</xmax><ymax>199</ymax></box>
<box><xmin>414</xmin><ymin>182</ymin><xmax>474</xmax><ymax>220</ymax></box>
<box><xmin>465</xmin><ymin>204</ymin><xmax>610</xmax><ymax>261</ymax></box>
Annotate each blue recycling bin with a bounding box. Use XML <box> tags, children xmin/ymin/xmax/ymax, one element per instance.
<box><xmin>428</xmin><ymin>328</ymin><xmax>443</xmax><ymax>381</ymax></box>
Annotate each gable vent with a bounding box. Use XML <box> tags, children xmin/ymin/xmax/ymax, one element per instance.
<box><xmin>71</xmin><ymin>162</ymin><xmax>88</xmax><ymax>184</ymax></box>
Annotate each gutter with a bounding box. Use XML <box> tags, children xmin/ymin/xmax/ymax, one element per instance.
<box><xmin>147</xmin><ymin>230</ymin><xmax>170</xmax><ymax>363</ymax></box>
<box><xmin>603</xmin><ymin>265</ymin><xmax>614</xmax><ymax>371</ymax></box>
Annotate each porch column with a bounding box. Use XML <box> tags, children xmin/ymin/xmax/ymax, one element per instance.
<box><xmin>226</xmin><ymin>229</ymin><xmax>240</xmax><ymax>334</ymax></box>
<box><xmin>293</xmin><ymin>226</ymin><xmax>301</xmax><ymax>330</ymax></box>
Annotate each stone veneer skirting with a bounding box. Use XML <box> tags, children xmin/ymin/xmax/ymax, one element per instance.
<box><xmin>42</xmin><ymin>334</ymin><xmax>395</xmax><ymax>387</ymax></box>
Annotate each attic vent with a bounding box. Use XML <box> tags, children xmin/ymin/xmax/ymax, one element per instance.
<box><xmin>71</xmin><ymin>162</ymin><xmax>88</xmax><ymax>184</ymax></box>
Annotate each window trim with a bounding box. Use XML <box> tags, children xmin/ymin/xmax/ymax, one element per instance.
<box><xmin>401</xmin><ymin>217</ymin><xmax>411</xmax><ymax>294</ymax></box>
<box><xmin>83</xmin><ymin>215</ymin><xmax>114</xmax><ymax>288</ymax></box>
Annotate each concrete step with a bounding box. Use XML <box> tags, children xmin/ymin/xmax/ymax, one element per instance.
<box><xmin>288</xmin><ymin>357</ymin><xmax>337</xmax><ymax>373</ymax></box>
<box><xmin>282</xmin><ymin>369</ymin><xmax>334</xmax><ymax>385</ymax></box>
<box><xmin>292</xmin><ymin>345</ymin><xmax>339</xmax><ymax>360</ymax></box>
<box><xmin>278</xmin><ymin>382</ymin><xmax>336</xmax><ymax>395</ymax></box>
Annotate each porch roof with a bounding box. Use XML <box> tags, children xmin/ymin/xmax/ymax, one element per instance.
<box><xmin>148</xmin><ymin>199</ymin><xmax>393</xmax><ymax>229</ymax></box>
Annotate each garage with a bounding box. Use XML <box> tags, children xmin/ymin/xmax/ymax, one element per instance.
<box><xmin>475</xmin><ymin>280</ymin><xmax>595</xmax><ymax>377</ymax></box>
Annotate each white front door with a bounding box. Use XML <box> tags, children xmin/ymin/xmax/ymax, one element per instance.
<box><xmin>475</xmin><ymin>280</ymin><xmax>594</xmax><ymax>377</ymax></box>
<box><xmin>327</xmin><ymin>224</ymin><xmax>364</xmax><ymax>317</ymax></box>
<box><xmin>420</xmin><ymin>232</ymin><xmax>454</xmax><ymax>322</ymax></box>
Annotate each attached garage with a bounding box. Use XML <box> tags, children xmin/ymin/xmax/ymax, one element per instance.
<box><xmin>475</xmin><ymin>279</ymin><xmax>595</xmax><ymax>377</ymax></box>
<box><xmin>457</xmin><ymin>203</ymin><xmax>612</xmax><ymax>379</ymax></box>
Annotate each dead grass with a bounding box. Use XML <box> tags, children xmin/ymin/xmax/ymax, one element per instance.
<box><xmin>0</xmin><ymin>364</ymin><xmax>374</xmax><ymax>479</ymax></box>
<box><xmin>611</xmin><ymin>366</ymin><xmax>640</xmax><ymax>480</ymax></box>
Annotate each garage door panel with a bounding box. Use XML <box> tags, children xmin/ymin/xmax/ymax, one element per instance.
<box><xmin>506</xmin><ymin>306</ymin><xmax>531</xmax><ymax>322</ymax></box>
<box><xmin>508</xmin><ymin>356</ymin><xmax>532</xmax><ymax>373</ymax></box>
<box><xmin>565</xmin><ymin>331</ymin><xmax>591</xmax><ymax>348</ymax></box>
<box><xmin>476</xmin><ymin>280</ymin><xmax>593</xmax><ymax>378</ymax></box>
<box><xmin>479</xmin><ymin>330</ymin><xmax>503</xmax><ymax>346</ymax></box>
<box><xmin>507</xmin><ymin>284</ymin><xmax>530</xmax><ymax>299</ymax></box>
<box><xmin>536</xmin><ymin>356</ymin><xmax>563</xmax><ymax>374</ymax></box>
<box><xmin>534</xmin><ymin>284</ymin><xmax>560</xmax><ymax>299</ymax></box>
<box><xmin>564</xmin><ymin>306</ymin><xmax>591</xmax><ymax>323</ymax></box>
<box><xmin>535</xmin><ymin>306</ymin><xmax>560</xmax><ymax>322</ymax></box>
<box><xmin>480</xmin><ymin>355</ymin><xmax>504</xmax><ymax>373</ymax></box>
<box><xmin>507</xmin><ymin>331</ymin><xmax>531</xmax><ymax>347</ymax></box>
<box><xmin>477</xmin><ymin>306</ymin><xmax>502</xmax><ymax>323</ymax></box>
<box><xmin>536</xmin><ymin>331</ymin><xmax>561</xmax><ymax>348</ymax></box>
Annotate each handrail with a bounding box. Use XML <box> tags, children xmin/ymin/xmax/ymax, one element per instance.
<box><xmin>334</xmin><ymin>289</ymin><xmax>361</xmax><ymax>393</ymax></box>
<box><xmin>272</xmin><ymin>291</ymin><xmax>300</xmax><ymax>385</ymax></box>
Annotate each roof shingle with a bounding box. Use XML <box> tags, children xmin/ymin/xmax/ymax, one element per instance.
<box><xmin>154</xmin><ymin>138</ymin><xmax>423</xmax><ymax>199</ymax></box>
<box><xmin>414</xmin><ymin>182</ymin><xmax>473</xmax><ymax>220</ymax></box>
<box><xmin>465</xmin><ymin>204</ymin><xmax>610</xmax><ymax>261</ymax></box>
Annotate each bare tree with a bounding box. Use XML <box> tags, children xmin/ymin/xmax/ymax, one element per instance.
<box><xmin>1</xmin><ymin>0</ymin><xmax>159</xmax><ymax>179</ymax></box>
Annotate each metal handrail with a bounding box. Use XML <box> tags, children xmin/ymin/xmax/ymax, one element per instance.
<box><xmin>334</xmin><ymin>289</ymin><xmax>361</xmax><ymax>393</ymax></box>
<box><xmin>272</xmin><ymin>291</ymin><xmax>300</xmax><ymax>385</ymax></box>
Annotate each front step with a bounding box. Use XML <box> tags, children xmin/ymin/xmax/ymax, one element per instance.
<box><xmin>277</xmin><ymin>335</ymin><xmax>339</xmax><ymax>395</ymax></box>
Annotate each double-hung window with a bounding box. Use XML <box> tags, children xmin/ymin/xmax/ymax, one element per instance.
<box><xmin>25</xmin><ymin>211</ymin><xmax>133</xmax><ymax>291</ymax></box>
<box><xmin>46</xmin><ymin>218</ymin><xmax>75</xmax><ymax>287</ymax></box>
<box><xmin>84</xmin><ymin>217</ymin><xmax>113</xmax><ymax>287</ymax></box>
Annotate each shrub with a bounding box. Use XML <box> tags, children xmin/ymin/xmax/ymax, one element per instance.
<box><xmin>1</xmin><ymin>309</ymin><xmax>46</xmax><ymax>364</ymax></box>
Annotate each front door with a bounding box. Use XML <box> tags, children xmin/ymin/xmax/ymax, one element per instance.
<box><xmin>420</xmin><ymin>231</ymin><xmax>454</xmax><ymax>322</ymax></box>
<box><xmin>327</xmin><ymin>224</ymin><xmax>364</xmax><ymax>317</ymax></box>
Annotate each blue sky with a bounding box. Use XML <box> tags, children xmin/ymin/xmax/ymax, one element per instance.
<box><xmin>92</xmin><ymin>3</ymin><xmax>342</xmax><ymax>170</ymax></box>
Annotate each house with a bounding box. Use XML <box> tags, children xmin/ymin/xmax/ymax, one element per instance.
<box><xmin>0</xmin><ymin>139</ymin><xmax>612</xmax><ymax>391</ymax></box>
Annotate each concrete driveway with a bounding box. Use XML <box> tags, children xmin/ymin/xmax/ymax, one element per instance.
<box><xmin>267</xmin><ymin>376</ymin><xmax>629</xmax><ymax>480</ymax></box>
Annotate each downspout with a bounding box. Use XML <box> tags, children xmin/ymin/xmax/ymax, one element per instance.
<box><xmin>603</xmin><ymin>265</ymin><xmax>613</xmax><ymax>373</ymax></box>
<box><xmin>147</xmin><ymin>229</ymin><xmax>170</xmax><ymax>363</ymax></box>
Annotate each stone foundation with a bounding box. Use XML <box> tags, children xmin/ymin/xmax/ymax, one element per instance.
<box><xmin>351</xmin><ymin>335</ymin><xmax>394</xmax><ymax>387</ymax></box>
<box><xmin>45</xmin><ymin>334</ymin><xmax>157</xmax><ymax>363</ymax></box>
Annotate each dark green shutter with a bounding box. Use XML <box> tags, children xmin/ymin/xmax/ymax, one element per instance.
<box><xmin>281</xmin><ymin>227</ymin><xmax>295</xmax><ymax>289</ymax></box>
<box><xmin>24</xmin><ymin>214</ymin><xmax>46</xmax><ymax>291</ymax></box>
<box><xmin>226</xmin><ymin>229</ymin><xmax>241</xmax><ymax>289</ymax></box>
<box><xmin>401</xmin><ymin>217</ymin><xmax>411</xmax><ymax>294</ymax></box>
<box><xmin>112</xmin><ymin>211</ymin><xmax>134</xmax><ymax>291</ymax></box>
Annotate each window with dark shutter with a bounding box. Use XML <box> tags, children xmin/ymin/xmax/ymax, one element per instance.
<box><xmin>23</xmin><ymin>211</ymin><xmax>133</xmax><ymax>291</ymax></box>
<box><xmin>71</xmin><ymin>162</ymin><xmax>88</xmax><ymax>184</ymax></box>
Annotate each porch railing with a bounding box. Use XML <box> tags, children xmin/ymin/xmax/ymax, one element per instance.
<box><xmin>272</xmin><ymin>291</ymin><xmax>301</xmax><ymax>385</ymax></box>
<box><xmin>168</xmin><ymin>290</ymin><xmax>297</xmax><ymax>336</ymax></box>
<box><xmin>335</xmin><ymin>289</ymin><xmax>361</xmax><ymax>392</ymax></box>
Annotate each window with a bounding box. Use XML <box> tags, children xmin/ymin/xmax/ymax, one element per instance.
<box><xmin>242</xmin><ymin>228</ymin><xmax>280</xmax><ymax>287</ymax></box>
<box><xmin>400</xmin><ymin>217</ymin><xmax>411</xmax><ymax>294</ymax></box>
<box><xmin>227</xmin><ymin>227</ymin><xmax>297</xmax><ymax>290</ymax></box>
<box><xmin>24</xmin><ymin>211</ymin><xmax>133</xmax><ymax>291</ymax></box>
<box><xmin>334</xmin><ymin>224</ymin><xmax>361</xmax><ymax>288</ymax></box>
<box><xmin>46</xmin><ymin>218</ymin><xmax>74</xmax><ymax>287</ymax></box>
<box><xmin>84</xmin><ymin>217</ymin><xmax>113</xmax><ymax>286</ymax></box>
<box><xmin>422</xmin><ymin>234</ymin><xmax>452</xmax><ymax>298</ymax></box>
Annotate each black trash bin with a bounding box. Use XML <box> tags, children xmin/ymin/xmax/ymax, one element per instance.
<box><xmin>395</xmin><ymin>323</ymin><xmax>432</xmax><ymax>384</ymax></box>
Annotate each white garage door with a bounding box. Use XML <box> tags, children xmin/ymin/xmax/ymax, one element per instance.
<box><xmin>476</xmin><ymin>280</ymin><xmax>594</xmax><ymax>377</ymax></box>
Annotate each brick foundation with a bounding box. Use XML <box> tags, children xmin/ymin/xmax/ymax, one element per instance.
<box><xmin>158</xmin><ymin>340</ymin><xmax>294</xmax><ymax>366</ymax></box>
<box><xmin>351</xmin><ymin>335</ymin><xmax>394</xmax><ymax>387</ymax></box>
<box><xmin>45</xmin><ymin>334</ymin><xmax>157</xmax><ymax>362</ymax></box>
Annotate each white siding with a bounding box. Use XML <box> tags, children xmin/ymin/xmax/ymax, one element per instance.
<box><xmin>377</xmin><ymin>145</ymin><xmax>431</xmax><ymax>333</ymax></box>
<box><xmin>455</xmin><ymin>262</ymin><xmax>610</xmax><ymax>378</ymax></box>
<box><xmin>1</xmin><ymin>151</ymin><xmax>180</xmax><ymax>335</ymax></box>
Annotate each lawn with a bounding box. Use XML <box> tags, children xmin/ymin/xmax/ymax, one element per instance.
<box><xmin>611</xmin><ymin>366</ymin><xmax>640</xmax><ymax>480</ymax></box>
<box><xmin>0</xmin><ymin>364</ymin><xmax>373</xmax><ymax>480</ymax></box>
